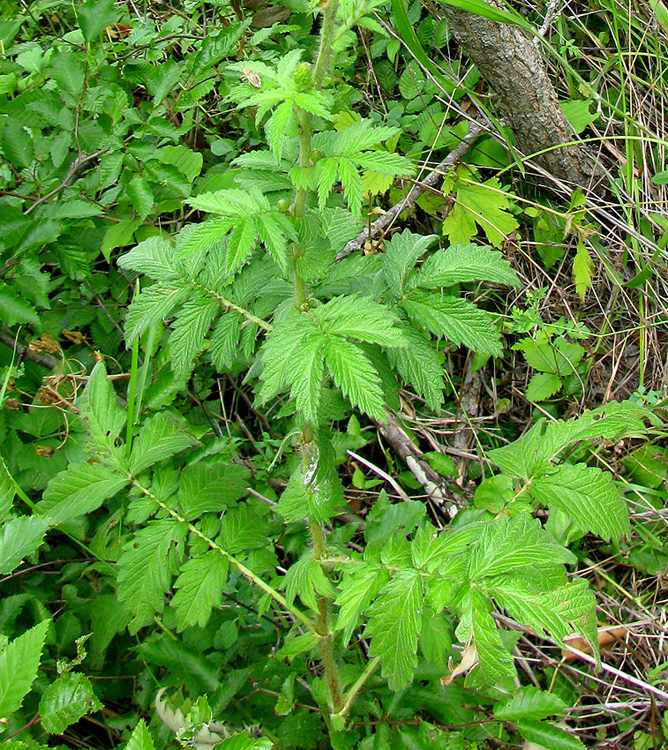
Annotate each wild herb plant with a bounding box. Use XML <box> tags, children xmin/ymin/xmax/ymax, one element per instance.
<box><xmin>0</xmin><ymin>0</ymin><xmax>663</xmax><ymax>747</ymax></box>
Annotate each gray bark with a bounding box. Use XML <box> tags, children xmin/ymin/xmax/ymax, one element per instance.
<box><xmin>440</xmin><ymin>1</ymin><xmax>604</xmax><ymax>189</ymax></box>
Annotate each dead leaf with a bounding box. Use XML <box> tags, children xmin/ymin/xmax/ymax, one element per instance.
<box><xmin>562</xmin><ymin>626</ymin><xmax>628</xmax><ymax>661</ymax></box>
<box><xmin>441</xmin><ymin>641</ymin><xmax>478</xmax><ymax>686</ymax></box>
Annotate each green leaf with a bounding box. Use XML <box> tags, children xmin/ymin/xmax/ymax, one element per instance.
<box><xmin>218</xmin><ymin>503</ymin><xmax>269</xmax><ymax>555</ymax></box>
<box><xmin>516</xmin><ymin>720</ymin><xmax>585</xmax><ymax>750</ymax></box>
<box><xmin>289</xmin><ymin>335</ymin><xmax>325</xmax><ymax>425</ymax></box>
<box><xmin>386</xmin><ymin>324</ymin><xmax>445</xmax><ymax>412</ymax></box>
<box><xmin>314</xmin><ymin>295</ymin><xmax>406</xmax><ymax>348</ymax></box>
<box><xmin>1</xmin><ymin>118</ymin><xmax>33</xmax><ymax>169</ymax></box>
<box><xmin>217</xmin><ymin>732</ymin><xmax>272</xmax><ymax>750</ymax></box>
<box><xmin>0</xmin><ymin>619</ymin><xmax>50</xmax><ymax>718</ymax></box>
<box><xmin>561</xmin><ymin>99</ymin><xmax>598</xmax><ymax>135</ymax></box>
<box><xmin>494</xmin><ymin>686</ymin><xmax>567</xmax><ymax>721</ymax></box>
<box><xmin>178</xmin><ymin>462</ymin><xmax>250</xmax><ymax>520</ymax></box>
<box><xmin>526</xmin><ymin>372</ymin><xmax>563</xmax><ymax>402</ymax></box>
<box><xmin>275</xmin><ymin>632</ymin><xmax>319</xmax><ymax>661</ymax></box>
<box><xmin>469</xmin><ymin>590</ymin><xmax>517</xmax><ymax>684</ymax></box>
<box><xmin>366</xmin><ymin>569</ymin><xmax>423</xmax><ymax>690</ymax></box>
<box><xmin>0</xmin><ymin>281</ymin><xmax>39</xmax><ymax>326</ymax></box>
<box><xmin>209</xmin><ymin>313</ymin><xmax>243</xmax><ymax>371</ymax></box>
<box><xmin>117</xmin><ymin>519</ymin><xmax>181</xmax><ymax>633</ymax></box>
<box><xmin>39</xmin><ymin>463</ymin><xmax>128</xmax><ymax>524</ymax></box>
<box><xmin>442</xmin><ymin>177</ymin><xmax>519</xmax><ymax>249</ymax></box>
<box><xmin>334</xmin><ymin>565</ymin><xmax>388</xmax><ymax>645</ymax></box>
<box><xmin>49</xmin><ymin>52</ymin><xmax>85</xmax><ymax>95</ymax></box>
<box><xmin>573</xmin><ymin>237</ymin><xmax>594</xmax><ymax>302</ymax></box>
<box><xmin>101</xmin><ymin>218</ymin><xmax>143</xmax><ymax>262</ymax></box>
<box><xmin>416</xmin><ymin>244</ymin><xmax>520</xmax><ymax>289</ymax></box>
<box><xmin>130</xmin><ymin>412</ymin><xmax>200</xmax><ymax>475</ymax></box>
<box><xmin>76</xmin><ymin>0</ymin><xmax>118</xmax><ymax>40</ymax></box>
<box><xmin>171</xmin><ymin>552</ymin><xmax>229</xmax><ymax>631</ymax></box>
<box><xmin>169</xmin><ymin>296</ymin><xmax>220</xmax><ymax>378</ymax></box>
<box><xmin>79</xmin><ymin>361</ymin><xmax>127</xmax><ymax>451</ymax></box>
<box><xmin>126</xmin><ymin>720</ymin><xmax>156</xmax><ymax>750</ymax></box>
<box><xmin>0</xmin><ymin>516</ymin><xmax>50</xmax><ymax>575</ymax></box>
<box><xmin>530</xmin><ymin>463</ymin><xmax>630</xmax><ymax>541</ymax></box>
<box><xmin>439</xmin><ymin>0</ymin><xmax>529</xmax><ymax>25</ymax></box>
<box><xmin>119</xmin><ymin>236</ymin><xmax>179</xmax><ymax>282</ymax></box>
<box><xmin>39</xmin><ymin>672</ymin><xmax>103</xmax><ymax>734</ymax></box>
<box><xmin>124</xmin><ymin>286</ymin><xmax>189</xmax><ymax>342</ymax></box>
<box><xmin>492</xmin><ymin>577</ymin><xmax>596</xmax><ymax>647</ymax></box>
<box><xmin>127</xmin><ymin>177</ymin><xmax>155</xmax><ymax>220</ymax></box>
<box><xmin>0</xmin><ymin>456</ymin><xmax>15</xmax><ymax>521</ymax></box>
<box><xmin>468</xmin><ymin>515</ymin><xmax>576</xmax><ymax>580</ymax></box>
<box><xmin>324</xmin><ymin>336</ymin><xmax>387</xmax><ymax>421</ymax></box>
<box><xmin>401</xmin><ymin>292</ymin><xmax>503</xmax><ymax>356</ymax></box>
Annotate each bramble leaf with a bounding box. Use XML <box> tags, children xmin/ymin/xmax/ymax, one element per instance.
<box><xmin>171</xmin><ymin>552</ymin><xmax>229</xmax><ymax>631</ymax></box>
<box><xmin>366</xmin><ymin>569</ymin><xmax>423</xmax><ymax>690</ymax></box>
<box><xmin>0</xmin><ymin>516</ymin><xmax>50</xmax><ymax>574</ymax></box>
<box><xmin>0</xmin><ymin>620</ymin><xmax>50</xmax><ymax>718</ymax></box>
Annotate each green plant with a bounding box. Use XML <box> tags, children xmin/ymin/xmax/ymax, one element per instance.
<box><xmin>1</xmin><ymin>0</ymin><xmax>667</xmax><ymax>747</ymax></box>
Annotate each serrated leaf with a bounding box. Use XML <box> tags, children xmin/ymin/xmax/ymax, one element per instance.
<box><xmin>117</xmin><ymin>519</ymin><xmax>181</xmax><ymax>633</ymax></box>
<box><xmin>80</xmin><ymin>361</ymin><xmax>127</xmax><ymax>450</ymax></box>
<box><xmin>530</xmin><ymin>463</ymin><xmax>629</xmax><ymax>541</ymax></box>
<box><xmin>39</xmin><ymin>672</ymin><xmax>103</xmax><ymax>734</ymax></box>
<box><xmin>266</xmin><ymin>99</ymin><xmax>294</xmax><ymax>159</ymax></box>
<box><xmin>76</xmin><ymin>0</ymin><xmax>118</xmax><ymax>40</ymax></box>
<box><xmin>209</xmin><ymin>313</ymin><xmax>243</xmax><ymax>371</ymax></box>
<box><xmin>516</xmin><ymin>719</ymin><xmax>585</xmax><ymax>750</ymax></box>
<box><xmin>0</xmin><ymin>281</ymin><xmax>39</xmax><ymax>326</ymax></box>
<box><xmin>37</xmin><ymin>463</ymin><xmax>127</xmax><ymax>524</ymax></box>
<box><xmin>468</xmin><ymin>515</ymin><xmax>576</xmax><ymax>580</ymax></box>
<box><xmin>289</xmin><ymin>336</ymin><xmax>325</xmax><ymax>425</ymax></box>
<box><xmin>492</xmin><ymin>577</ymin><xmax>596</xmax><ymax>647</ymax></box>
<box><xmin>443</xmin><ymin>176</ymin><xmax>519</xmax><ymax>248</ymax></box>
<box><xmin>494</xmin><ymin>686</ymin><xmax>567</xmax><ymax>721</ymax></box>
<box><xmin>401</xmin><ymin>292</ymin><xmax>502</xmax><ymax>356</ymax></box>
<box><xmin>218</xmin><ymin>503</ymin><xmax>268</xmax><ymax>555</ymax></box>
<box><xmin>0</xmin><ymin>516</ymin><xmax>50</xmax><ymax>575</ymax></box>
<box><xmin>382</xmin><ymin>230</ymin><xmax>439</xmax><ymax>298</ymax></box>
<box><xmin>169</xmin><ymin>296</ymin><xmax>220</xmax><ymax>378</ymax></box>
<box><xmin>126</xmin><ymin>178</ymin><xmax>155</xmax><ymax>220</ymax></box>
<box><xmin>573</xmin><ymin>238</ymin><xmax>594</xmax><ymax>302</ymax></box>
<box><xmin>417</xmin><ymin>243</ymin><xmax>520</xmax><ymax>289</ymax></box>
<box><xmin>324</xmin><ymin>336</ymin><xmax>387</xmax><ymax>421</ymax></box>
<box><xmin>178</xmin><ymin>463</ymin><xmax>250</xmax><ymax>520</ymax></box>
<box><xmin>526</xmin><ymin>372</ymin><xmax>563</xmax><ymax>402</ymax></box>
<box><xmin>127</xmin><ymin>720</ymin><xmax>155</xmax><ymax>750</ymax></box>
<box><xmin>313</xmin><ymin>295</ymin><xmax>406</xmax><ymax>347</ymax></box>
<box><xmin>171</xmin><ymin>552</ymin><xmax>229</xmax><ymax>631</ymax></box>
<box><xmin>2</xmin><ymin>118</ymin><xmax>34</xmax><ymax>169</ymax></box>
<box><xmin>366</xmin><ymin>570</ymin><xmax>422</xmax><ymax>690</ymax></box>
<box><xmin>386</xmin><ymin>324</ymin><xmax>444</xmax><ymax>412</ymax></box>
<box><xmin>130</xmin><ymin>412</ymin><xmax>200</xmax><ymax>475</ymax></box>
<box><xmin>124</xmin><ymin>286</ymin><xmax>188</xmax><ymax>342</ymax></box>
<box><xmin>0</xmin><ymin>619</ymin><xmax>50</xmax><ymax>718</ymax></box>
<box><xmin>334</xmin><ymin>565</ymin><xmax>389</xmax><ymax>645</ymax></box>
<box><xmin>469</xmin><ymin>590</ymin><xmax>516</xmax><ymax>684</ymax></box>
<box><xmin>339</xmin><ymin>158</ymin><xmax>363</xmax><ymax>217</ymax></box>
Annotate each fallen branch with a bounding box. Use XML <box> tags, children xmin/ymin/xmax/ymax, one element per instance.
<box><xmin>0</xmin><ymin>331</ymin><xmax>58</xmax><ymax>370</ymax></box>
<box><xmin>336</xmin><ymin>120</ymin><xmax>485</xmax><ymax>261</ymax></box>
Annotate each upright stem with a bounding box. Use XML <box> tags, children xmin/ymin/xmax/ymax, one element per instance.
<box><xmin>290</xmin><ymin>0</ymin><xmax>345</xmax><ymax>713</ymax></box>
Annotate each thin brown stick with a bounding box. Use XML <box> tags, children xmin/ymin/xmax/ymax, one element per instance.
<box><xmin>0</xmin><ymin>331</ymin><xmax>58</xmax><ymax>370</ymax></box>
